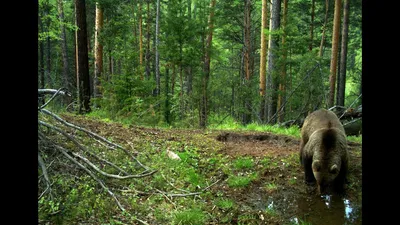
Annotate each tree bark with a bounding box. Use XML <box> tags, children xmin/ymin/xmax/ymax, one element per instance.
<box><xmin>155</xmin><ymin>0</ymin><xmax>161</xmax><ymax>96</ymax></box>
<box><xmin>309</xmin><ymin>0</ymin><xmax>315</xmax><ymax>51</ymax></box>
<box><xmin>58</xmin><ymin>0</ymin><xmax>71</xmax><ymax>92</ymax></box>
<box><xmin>244</xmin><ymin>0</ymin><xmax>252</xmax><ymax>81</ymax></box>
<box><xmin>94</xmin><ymin>2</ymin><xmax>104</xmax><ymax>103</ymax></box>
<box><xmin>266</xmin><ymin>0</ymin><xmax>281</xmax><ymax>123</ymax></box>
<box><xmin>39</xmin><ymin>15</ymin><xmax>46</xmax><ymax>97</ymax></box>
<box><xmin>139</xmin><ymin>0</ymin><xmax>144</xmax><ymax>80</ymax></box>
<box><xmin>45</xmin><ymin>4</ymin><xmax>53</xmax><ymax>89</ymax></box>
<box><xmin>277</xmin><ymin>0</ymin><xmax>288</xmax><ymax>123</ymax></box>
<box><xmin>200</xmin><ymin>0</ymin><xmax>216</xmax><ymax>128</ymax></box>
<box><xmin>75</xmin><ymin>0</ymin><xmax>91</xmax><ymax>113</ymax></box>
<box><xmin>242</xmin><ymin>0</ymin><xmax>252</xmax><ymax>124</ymax></box>
<box><xmin>259</xmin><ymin>0</ymin><xmax>268</xmax><ymax>123</ymax></box>
<box><xmin>145</xmin><ymin>0</ymin><xmax>151</xmax><ymax>80</ymax></box>
<box><xmin>337</xmin><ymin>0</ymin><xmax>349</xmax><ymax>107</ymax></box>
<box><xmin>328</xmin><ymin>0</ymin><xmax>342</xmax><ymax>108</ymax></box>
<box><xmin>319</xmin><ymin>0</ymin><xmax>330</xmax><ymax>57</ymax></box>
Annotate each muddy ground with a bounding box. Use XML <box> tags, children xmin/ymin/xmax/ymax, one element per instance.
<box><xmin>56</xmin><ymin>115</ymin><xmax>362</xmax><ymax>225</ymax></box>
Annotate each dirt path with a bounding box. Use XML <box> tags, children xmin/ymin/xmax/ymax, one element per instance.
<box><xmin>59</xmin><ymin>114</ymin><xmax>362</xmax><ymax>224</ymax></box>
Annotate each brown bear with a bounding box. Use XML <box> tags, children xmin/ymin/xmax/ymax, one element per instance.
<box><xmin>299</xmin><ymin>109</ymin><xmax>349</xmax><ymax>194</ymax></box>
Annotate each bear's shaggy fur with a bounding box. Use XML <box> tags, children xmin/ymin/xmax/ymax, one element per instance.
<box><xmin>299</xmin><ymin>109</ymin><xmax>349</xmax><ymax>194</ymax></box>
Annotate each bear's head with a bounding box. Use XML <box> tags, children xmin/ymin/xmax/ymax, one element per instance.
<box><xmin>312</xmin><ymin>159</ymin><xmax>341</xmax><ymax>194</ymax></box>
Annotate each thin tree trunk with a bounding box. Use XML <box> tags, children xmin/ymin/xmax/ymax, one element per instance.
<box><xmin>319</xmin><ymin>0</ymin><xmax>329</xmax><ymax>57</ymax></box>
<box><xmin>58</xmin><ymin>0</ymin><xmax>71</xmax><ymax>92</ymax></box>
<box><xmin>75</xmin><ymin>0</ymin><xmax>91</xmax><ymax>113</ymax></box>
<box><xmin>259</xmin><ymin>0</ymin><xmax>267</xmax><ymax>123</ymax></box>
<box><xmin>328</xmin><ymin>0</ymin><xmax>341</xmax><ymax>107</ymax></box>
<box><xmin>266</xmin><ymin>0</ymin><xmax>281</xmax><ymax>123</ymax></box>
<box><xmin>139</xmin><ymin>0</ymin><xmax>144</xmax><ymax>80</ymax></box>
<box><xmin>277</xmin><ymin>0</ymin><xmax>287</xmax><ymax>123</ymax></box>
<box><xmin>46</xmin><ymin>29</ymin><xmax>52</xmax><ymax>88</ymax></box>
<box><xmin>337</xmin><ymin>0</ymin><xmax>349</xmax><ymax>107</ymax></box>
<box><xmin>39</xmin><ymin>16</ymin><xmax>46</xmax><ymax>90</ymax></box>
<box><xmin>164</xmin><ymin>65</ymin><xmax>171</xmax><ymax>124</ymax></box>
<box><xmin>155</xmin><ymin>0</ymin><xmax>160</xmax><ymax>96</ymax></box>
<box><xmin>145</xmin><ymin>0</ymin><xmax>151</xmax><ymax>80</ymax></box>
<box><xmin>94</xmin><ymin>2</ymin><xmax>104</xmax><ymax>104</ymax></box>
<box><xmin>243</xmin><ymin>0</ymin><xmax>252</xmax><ymax>124</ymax></box>
<box><xmin>200</xmin><ymin>0</ymin><xmax>216</xmax><ymax>128</ymax></box>
<box><xmin>244</xmin><ymin>0</ymin><xmax>251</xmax><ymax>81</ymax></box>
<box><xmin>171</xmin><ymin>63</ymin><xmax>176</xmax><ymax>96</ymax></box>
<box><xmin>309</xmin><ymin>0</ymin><xmax>315</xmax><ymax>51</ymax></box>
<box><xmin>186</xmin><ymin>0</ymin><xmax>193</xmax><ymax>95</ymax></box>
<box><xmin>109</xmin><ymin>50</ymin><xmax>113</xmax><ymax>77</ymax></box>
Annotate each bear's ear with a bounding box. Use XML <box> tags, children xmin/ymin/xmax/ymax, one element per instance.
<box><xmin>312</xmin><ymin>160</ymin><xmax>321</xmax><ymax>172</ymax></box>
<box><xmin>329</xmin><ymin>164</ymin><xmax>338</xmax><ymax>174</ymax></box>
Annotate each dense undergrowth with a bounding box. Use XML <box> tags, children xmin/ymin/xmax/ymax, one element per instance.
<box><xmin>39</xmin><ymin>107</ymin><xmax>361</xmax><ymax>224</ymax></box>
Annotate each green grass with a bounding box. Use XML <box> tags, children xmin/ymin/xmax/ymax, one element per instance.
<box><xmin>233</xmin><ymin>157</ymin><xmax>254</xmax><ymax>169</ymax></box>
<box><xmin>227</xmin><ymin>173</ymin><xmax>258</xmax><ymax>188</ymax></box>
<box><xmin>265</xmin><ymin>183</ymin><xmax>278</xmax><ymax>192</ymax></box>
<box><xmin>173</xmin><ymin>208</ymin><xmax>207</xmax><ymax>225</ymax></box>
<box><xmin>208</xmin><ymin>115</ymin><xmax>301</xmax><ymax>138</ymax></box>
<box><xmin>347</xmin><ymin>135</ymin><xmax>362</xmax><ymax>143</ymax></box>
<box><xmin>215</xmin><ymin>198</ymin><xmax>235</xmax><ymax>210</ymax></box>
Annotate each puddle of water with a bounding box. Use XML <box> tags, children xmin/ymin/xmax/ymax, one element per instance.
<box><xmin>241</xmin><ymin>188</ymin><xmax>361</xmax><ymax>225</ymax></box>
<box><xmin>295</xmin><ymin>194</ymin><xmax>361</xmax><ymax>225</ymax></box>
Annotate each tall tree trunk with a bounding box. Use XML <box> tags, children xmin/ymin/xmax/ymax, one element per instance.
<box><xmin>138</xmin><ymin>0</ymin><xmax>144</xmax><ymax>80</ymax></box>
<box><xmin>46</xmin><ymin>27</ymin><xmax>52</xmax><ymax>88</ymax></box>
<box><xmin>39</xmin><ymin>15</ymin><xmax>46</xmax><ymax>105</ymax></box>
<box><xmin>337</xmin><ymin>0</ymin><xmax>349</xmax><ymax>107</ymax></box>
<box><xmin>145</xmin><ymin>0</ymin><xmax>151</xmax><ymax>80</ymax></box>
<box><xmin>109</xmin><ymin>50</ymin><xmax>113</xmax><ymax>77</ymax></box>
<box><xmin>165</xmin><ymin>65</ymin><xmax>171</xmax><ymax>124</ymax></box>
<box><xmin>94</xmin><ymin>2</ymin><xmax>104</xmax><ymax>105</ymax></box>
<box><xmin>186</xmin><ymin>0</ymin><xmax>193</xmax><ymax>95</ymax></box>
<box><xmin>244</xmin><ymin>0</ymin><xmax>251</xmax><ymax>81</ymax></box>
<box><xmin>155</xmin><ymin>0</ymin><xmax>160</xmax><ymax>96</ymax></box>
<box><xmin>199</xmin><ymin>0</ymin><xmax>216</xmax><ymax>128</ymax></box>
<box><xmin>277</xmin><ymin>0</ymin><xmax>287</xmax><ymax>123</ymax></box>
<box><xmin>319</xmin><ymin>0</ymin><xmax>329</xmax><ymax>57</ymax></box>
<box><xmin>58</xmin><ymin>0</ymin><xmax>71</xmax><ymax>92</ymax></box>
<box><xmin>243</xmin><ymin>0</ymin><xmax>252</xmax><ymax>124</ymax></box>
<box><xmin>171</xmin><ymin>63</ymin><xmax>176</xmax><ymax>96</ymax></box>
<box><xmin>259</xmin><ymin>0</ymin><xmax>268</xmax><ymax>123</ymax></box>
<box><xmin>75</xmin><ymin>0</ymin><xmax>91</xmax><ymax>113</ymax></box>
<box><xmin>309</xmin><ymin>0</ymin><xmax>315</xmax><ymax>51</ymax></box>
<box><xmin>266</xmin><ymin>0</ymin><xmax>281</xmax><ymax>123</ymax></box>
<box><xmin>328</xmin><ymin>0</ymin><xmax>341</xmax><ymax>108</ymax></box>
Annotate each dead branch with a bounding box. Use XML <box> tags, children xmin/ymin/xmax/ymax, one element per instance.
<box><xmin>38</xmin><ymin>88</ymin><xmax>71</xmax><ymax>96</ymax></box>
<box><xmin>56</xmin><ymin>145</ymin><xmax>126</xmax><ymax>211</ymax></box>
<box><xmin>40</xmin><ymin>108</ymin><xmax>149</xmax><ymax>170</ymax></box>
<box><xmin>38</xmin><ymin>152</ymin><xmax>52</xmax><ymax>199</ymax></box>
<box><xmin>71</xmin><ymin>152</ymin><xmax>157</xmax><ymax>179</ymax></box>
<box><xmin>38</xmin><ymin>88</ymin><xmax>71</xmax><ymax>110</ymax></box>
<box><xmin>38</xmin><ymin>120</ymin><xmax>156</xmax><ymax>179</ymax></box>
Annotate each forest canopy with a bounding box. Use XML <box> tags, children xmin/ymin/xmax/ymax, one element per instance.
<box><xmin>38</xmin><ymin>0</ymin><xmax>362</xmax><ymax>129</ymax></box>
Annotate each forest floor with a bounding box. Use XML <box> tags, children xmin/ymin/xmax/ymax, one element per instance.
<box><xmin>41</xmin><ymin>114</ymin><xmax>362</xmax><ymax>225</ymax></box>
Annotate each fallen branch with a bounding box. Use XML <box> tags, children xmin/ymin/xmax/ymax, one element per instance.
<box><xmin>40</xmin><ymin>109</ymin><xmax>149</xmax><ymax>170</ymax></box>
<box><xmin>38</xmin><ymin>88</ymin><xmax>71</xmax><ymax>110</ymax></box>
<box><xmin>71</xmin><ymin>152</ymin><xmax>157</xmax><ymax>179</ymax></box>
<box><xmin>56</xmin><ymin>145</ymin><xmax>126</xmax><ymax>211</ymax></box>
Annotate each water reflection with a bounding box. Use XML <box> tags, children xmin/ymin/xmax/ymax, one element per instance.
<box><xmin>295</xmin><ymin>194</ymin><xmax>361</xmax><ymax>225</ymax></box>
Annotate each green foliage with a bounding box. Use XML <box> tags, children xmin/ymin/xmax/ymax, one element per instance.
<box><xmin>233</xmin><ymin>157</ymin><xmax>254</xmax><ymax>169</ymax></box>
<box><xmin>227</xmin><ymin>172</ymin><xmax>258</xmax><ymax>188</ymax></box>
<box><xmin>347</xmin><ymin>135</ymin><xmax>362</xmax><ymax>143</ymax></box>
<box><xmin>215</xmin><ymin>198</ymin><xmax>235</xmax><ymax>210</ymax></box>
<box><xmin>173</xmin><ymin>208</ymin><xmax>207</xmax><ymax>225</ymax></box>
<box><xmin>265</xmin><ymin>183</ymin><xmax>278</xmax><ymax>192</ymax></box>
